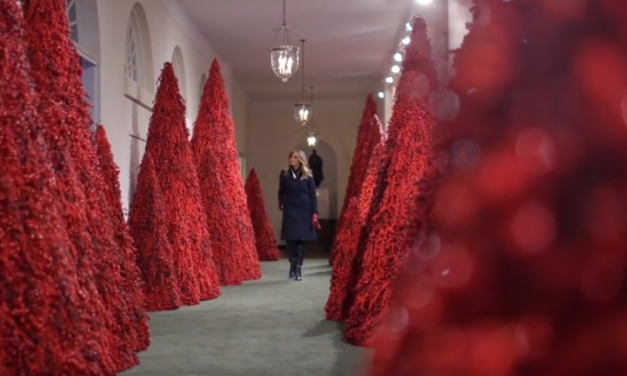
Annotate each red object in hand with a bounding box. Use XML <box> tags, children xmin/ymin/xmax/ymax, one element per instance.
<box><xmin>313</xmin><ymin>214</ymin><xmax>321</xmax><ymax>230</ymax></box>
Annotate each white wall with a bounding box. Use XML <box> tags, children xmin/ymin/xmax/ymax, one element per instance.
<box><xmin>88</xmin><ymin>0</ymin><xmax>248</xmax><ymax>212</ymax></box>
<box><xmin>247</xmin><ymin>97</ymin><xmax>366</xmax><ymax>241</ymax></box>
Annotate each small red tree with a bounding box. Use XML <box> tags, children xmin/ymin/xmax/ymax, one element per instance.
<box><xmin>245</xmin><ymin>169</ymin><xmax>280</xmax><ymax>261</ymax></box>
<box><xmin>94</xmin><ymin>124</ymin><xmax>148</xmax><ymax>327</ymax></box>
<box><xmin>342</xmin><ymin>16</ymin><xmax>437</xmax><ymax>346</ymax></box>
<box><xmin>128</xmin><ymin>152</ymin><xmax>182</xmax><ymax>310</ymax></box>
<box><xmin>191</xmin><ymin>59</ymin><xmax>261</xmax><ymax>280</ymax></box>
<box><xmin>145</xmin><ymin>63</ymin><xmax>221</xmax><ymax>303</ymax></box>
<box><xmin>23</xmin><ymin>0</ymin><xmax>147</xmax><ymax>367</ymax></box>
<box><xmin>0</xmin><ymin>1</ymin><xmax>116</xmax><ymax>373</ymax></box>
<box><xmin>325</xmin><ymin>139</ymin><xmax>386</xmax><ymax>321</ymax></box>
<box><xmin>330</xmin><ymin>95</ymin><xmax>383</xmax><ymax>267</ymax></box>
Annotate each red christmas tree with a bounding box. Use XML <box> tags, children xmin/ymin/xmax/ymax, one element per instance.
<box><xmin>325</xmin><ymin>138</ymin><xmax>386</xmax><ymax>321</ymax></box>
<box><xmin>0</xmin><ymin>1</ymin><xmax>116</xmax><ymax>373</ymax></box>
<box><xmin>191</xmin><ymin>59</ymin><xmax>261</xmax><ymax>280</ymax></box>
<box><xmin>245</xmin><ymin>169</ymin><xmax>280</xmax><ymax>261</ymax></box>
<box><xmin>145</xmin><ymin>63</ymin><xmax>221</xmax><ymax>303</ymax></box>
<box><xmin>23</xmin><ymin>0</ymin><xmax>147</xmax><ymax>367</ymax></box>
<box><xmin>128</xmin><ymin>152</ymin><xmax>181</xmax><ymax>310</ymax></box>
<box><xmin>330</xmin><ymin>95</ymin><xmax>383</xmax><ymax>267</ymax></box>
<box><xmin>342</xmin><ymin>16</ymin><xmax>438</xmax><ymax>346</ymax></box>
<box><xmin>367</xmin><ymin>0</ymin><xmax>627</xmax><ymax>374</ymax></box>
<box><xmin>94</xmin><ymin>124</ymin><xmax>149</xmax><ymax>336</ymax></box>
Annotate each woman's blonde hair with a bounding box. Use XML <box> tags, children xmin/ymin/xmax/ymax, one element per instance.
<box><xmin>285</xmin><ymin>150</ymin><xmax>312</xmax><ymax>179</ymax></box>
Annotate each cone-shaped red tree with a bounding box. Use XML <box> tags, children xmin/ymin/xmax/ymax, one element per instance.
<box><xmin>342</xmin><ymin>16</ymin><xmax>438</xmax><ymax>346</ymax></box>
<box><xmin>145</xmin><ymin>63</ymin><xmax>221</xmax><ymax>303</ymax></box>
<box><xmin>367</xmin><ymin>0</ymin><xmax>627</xmax><ymax>374</ymax></box>
<box><xmin>325</xmin><ymin>139</ymin><xmax>386</xmax><ymax>321</ymax></box>
<box><xmin>128</xmin><ymin>152</ymin><xmax>182</xmax><ymax>310</ymax></box>
<box><xmin>191</xmin><ymin>59</ymin><xmax>261</xmax><ymax>280</ymax></box>
<box><xmin>23</xmin><ymin>0</ymin><xmax>148</xmax><ymax>366</ymax></box>
<box><xmin>0</xmin><ymin>1</ymin><xmax>117</xmax><ymax>373</ymax></box>
<box><xmin>329</xmin><ymin>95</ymin><xmax>383</xmax><ymax>267</ymax></box>
<box><xmin>245</xmin><ymin>169</ymin><xmax>280</xmax><ymax>261</ymax></box>
<box><xmin>94</xmin><ymin>124</ymin><xmax>148</xmax><ymax>323</ymax></box>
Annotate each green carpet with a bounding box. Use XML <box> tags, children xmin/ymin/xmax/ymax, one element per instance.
<box><xmin>121</xmin><ymin>259</ymin><xmax>371</xmax><ymax>375</ymax></box>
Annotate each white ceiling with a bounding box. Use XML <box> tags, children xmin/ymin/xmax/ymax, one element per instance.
<box><xmin>179</xmin><ymin>0</ymin><xmax>438</xmax><ymax>100</ymax></box>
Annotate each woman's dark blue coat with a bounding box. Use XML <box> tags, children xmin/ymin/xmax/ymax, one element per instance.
<box><xmin>278</xmin><ymin>168</ymin><xmax>318</xmax><ymax>241</ymax></box>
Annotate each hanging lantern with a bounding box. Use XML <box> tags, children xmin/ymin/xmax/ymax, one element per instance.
<box><xmin>293</xmin><ymin>60</ymin><xmax>313</xmax><ymax>126</ymax></box>
<box><xmin>269</xmin><ymin>0</ymin><xmax>299</xmax><ymax>82</ymax></box>
<box><xmin>307</xmin><ymin>132</ymin><xmax>317</xmax><ymax>147</ymax></box>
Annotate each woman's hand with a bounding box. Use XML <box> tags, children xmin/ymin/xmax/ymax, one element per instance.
<box><xmin>279</xmin><ymin>205</ymin><xmax>283</xmax><ymax>211</ymax></box>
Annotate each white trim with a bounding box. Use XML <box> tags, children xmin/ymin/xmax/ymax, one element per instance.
<box><xmin>158</xmin><ymin>0</ymin><xmax>233</xmax><ymax>76</ymax></box>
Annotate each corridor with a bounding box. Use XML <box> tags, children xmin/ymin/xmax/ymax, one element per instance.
<box><xmin>121</xmin><ymin>260</ymin><xmax>370</xmax><ymax>376</ymax></box>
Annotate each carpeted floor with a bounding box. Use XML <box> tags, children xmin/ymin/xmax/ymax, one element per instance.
<box><xmin>121</xmin><ymin>259</ymin><xmax>371</xmax><ymax>376</ymax></box>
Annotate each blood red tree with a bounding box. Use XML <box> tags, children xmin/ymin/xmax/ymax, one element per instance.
<box><xmin>0</xmin><ymin>1</ymin><xmax>117</xmax><ymax>373</ymax></box>
<box><xmin>245</xmin><ymin>169</ymin><xmax>280</xmax><ymax>261</ymax></box>
<box><xmin>367</xmin><ymin>0</ymin><xmax>627</xmax><ymax>374</ymax></box>
<box><xmin>191</xmin><ymin>59</ymin><xmax>261</xmax><ymax>280</ymax></box>
<box><xmin>329</xmin><ymin>95</ymin><xmax>383</xmax><ymax>267</ymax></box>
<box><xmin>145</xmin><ymin>63</ymin><xmax>221</xmax><ymax>303</ymax></box>
<box><xmin>128</xmin><ymin>152</ymin><xmax>182</xmax><ymax>310</ymax></box>
<box><xmin>23</xmin><ymin>0</ymin><xmax>148</xmax><ymax>367</ymax></box>
<box><xmin>342</xmin><ymin>16</ymin><xmax>438</xmax><ymax>346</ymax></box>
<box><xmin>325</xmin><ymin>139</ymin><xmax>386</xmax><ymax>321</ymax></box>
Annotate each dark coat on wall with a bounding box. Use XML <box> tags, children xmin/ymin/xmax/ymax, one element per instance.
<box><xmin>278</xmin><ymin>168</ymin><xmax>318</xmax><ymax>241</ymax></box>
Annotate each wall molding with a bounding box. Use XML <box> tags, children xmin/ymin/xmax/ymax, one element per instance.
<box><xmin>158</xmin><ymin>0</ymin><xmax>233</xmax><ymax>77</ymax></box>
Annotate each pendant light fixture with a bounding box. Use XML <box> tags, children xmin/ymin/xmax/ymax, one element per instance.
<box><xmin>269</xmin><ymin>0</ymin><xmax>299</xmax><ymax>82</ymax></box>
<box><xmin>306</xmin><ymin>86</ymin><xmax>317</xmax><ymax>146</ymax></box>
<box><xmin>293</xmin><ymin>39</ymin><xmax>313</xmax><ymax>125</ymax></box>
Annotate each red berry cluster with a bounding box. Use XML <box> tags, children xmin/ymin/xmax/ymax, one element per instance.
<box><xmin>245</xmin><ymin>169</ymin><xmax>280</xmax><ymax>261</ymax></box>
<box><xmin>191</xmin><ymin>59</ymin><xmax>262</xmax><ymax>281</ymax></box>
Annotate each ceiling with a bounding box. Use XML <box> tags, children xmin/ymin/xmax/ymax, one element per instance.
<box><xmin>179</xmin><ymin>0</ymin><xmax>443</xmax><ymax>100</ymax></box>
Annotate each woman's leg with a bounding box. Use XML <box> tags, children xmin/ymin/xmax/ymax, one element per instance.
<box><xmin>295</xmin><ymin>240</ymin><xmax>305</xmax><ymax>281</ymax></box>
<box><xmin>286</xmin><ymin>240</ymin><xmax>297</xmax><ymax>279</ymax></box>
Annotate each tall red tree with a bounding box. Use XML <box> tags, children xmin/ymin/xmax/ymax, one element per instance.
<box><xmin>367</xmin><ymin>1</ymin><xmax>627</xmax><ymax>374</ymax></box>
<box><xmin>330</xmin><ymin>95</ymin><xmax>383</xmax><ymax>267</ymax></box>
<box><xmin>145</xmin><ymin>63</ymin><xmax>221</xmax><ymax>303</ymax></box>
<box><xmin>0</xmin><ymin>1</ymin><xmax>117</xmax><ymax>373</ymax></box>
<box><xmin>23</xmin><ymin>0</ymin><xmax>147</xmax><ymax>367</ymax></box>
<box><xmin>325</xmin><ymin>138</ymin><xmax>386</xmax><ymax>321</ymax></box>
<box><xmin>342</xmin><ymin>16</ymin><xmax>438</xmax><ymax>346</ymax></box>
<box><xmin>94</xmin><ymin>124</ymin><xmax>148</xmax><ymax>321</ymax></box>
<box><xmin>245</xmin><ymin>169</ymin><xmax>280</xmax><ymax>261</ymax></box>
<box><xmin>128</xmin><ymin>152</ymin><xmax>181</xmax><ymax>310</ymax></box>
<box><xmin>191</xmin><ymin>59</ymin><xmax>261</xmax><ymax>280</ymax></box>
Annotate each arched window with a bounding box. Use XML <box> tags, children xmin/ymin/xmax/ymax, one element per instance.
<box><xmin>199</xmin><ymin>73</ymin><xmax>207</xmax><ymax>101</ymax></box>
<box><xmin>65</xmin><ymin>0</ymin><xmax>79</xmax><ymax>43</ymax></box>
<box><xmin>171</xmin><ymin>46</ymin><xmax>188</xmax><ymax>106</ymax></box>
<box><xmin>125</xmin><ymin>8</ymin><xmax>142</xmax><ymax>83</ymax></box>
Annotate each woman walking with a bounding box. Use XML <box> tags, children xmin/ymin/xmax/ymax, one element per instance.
<box><xmin>278</xmin><ymin>150</ymin><xmax>319</xmax><ymax>281</ymax></box>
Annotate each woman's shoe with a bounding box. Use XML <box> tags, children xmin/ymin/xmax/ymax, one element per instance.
<box><xmin>295</xmin><ymin>267</ymin><xmax>302</xmax><ymax>281</ymax></box>
<box><xmin>288</xmin><ymin>260</ymin><xmax>296</xmax><ymax>279</ymax></box>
